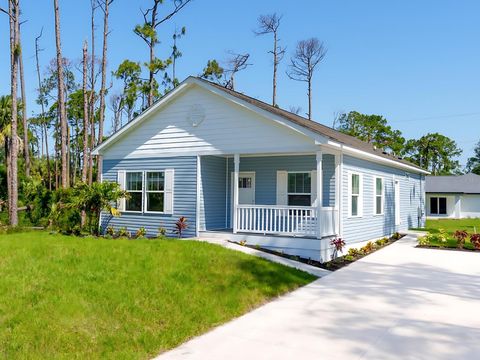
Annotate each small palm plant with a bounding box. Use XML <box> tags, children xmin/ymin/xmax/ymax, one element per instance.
<box><xmin>174</xmin><ymin>216</ymin><xmax>188</xmax><ymax>238</ymax></box>
<box><xmin>72</xmin><ymin>181</ymin><xmax>128</xmax><ymax>235</ymax></box>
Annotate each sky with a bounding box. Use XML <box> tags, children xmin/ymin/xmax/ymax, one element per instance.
<box><xmin>0</xmin><ymin>0</ymin><xmax>479</xmax><ymax>166</ymax></box>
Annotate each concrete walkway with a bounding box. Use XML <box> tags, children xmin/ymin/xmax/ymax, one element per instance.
<box><xmin>157</xmin><ymin>234</ymin><xmax>480</xmax><ymax>360</ymax></box>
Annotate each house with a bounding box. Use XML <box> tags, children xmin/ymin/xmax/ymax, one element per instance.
<box><xmin>93</xmin><ymin>77</ymin><xmax>428</xmax><ymax>262</ymax></box>
<box><xmin>425</xmin><ymin>173</ymin><xmax>480</xmax><ymax>219</ymax></box>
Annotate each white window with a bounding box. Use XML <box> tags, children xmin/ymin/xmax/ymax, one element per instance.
<box><xmin>145</xmin><ymin>171</ymin><xmax>165</xmax><ymax>212</ymax></box>
<box><xmin>374</xmin><ymin>177</ymin><xmax>384</xmax><ymax>215</ymax></box>
<box><xmin>287</xmin><ymin>172</ymin><xmax>311</xmax><ymax>206</ymax></box>
<box><xmin>125</xmin><ymin>172</ymin><xmax>143</xmax><ymax>212</ymax></box>
<box><xmin>118</xmin><ymin>169</ymin><xmax>174</xmax><ymax>214</ymax></box>
<box><xmin>349</xmin><ymin>172</ymin><xmax>363</xmax><ymax>217</ymax></box>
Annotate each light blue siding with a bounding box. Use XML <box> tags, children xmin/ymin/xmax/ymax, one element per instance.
<box><xmin>199</xmin><ymin>156</ymin><xmax>227</xmax><ymax>230</ymax></box>
<box><xmin>101</xmin><ymin>156</ymin><xmax>197</xmax><ymax>238</ymax></box>
<box><xmin>341</xmin><ymin>155</ymin><xmax>425</xmax><ymax>245</ymax></box>
<box><xmin>225</xmin><ymin>155</ymin><xmax>336</xmax><ymax>226</ymax></box>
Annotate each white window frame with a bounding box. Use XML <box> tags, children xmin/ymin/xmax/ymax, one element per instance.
<box><xmin>373</xmin><ymin>176</ymin><xmax>384</xmax><ymax>216</ymax></box>
<box><xmin>124</xmin><ymin>170</ymin><xmax>144</xmax><ymax>213</ymax></box>
<box><xmin>348</xmin><ymin>171</ymin><xmax>363</xmax><ymax>218</ymax></box>
<box><xmin>287</xmin><ymin>171</ymin><xmax>312</xmax><ymax>206</ymax></box>
<box><xmin>144</xmin><ymin>170</ymin><xmax>166</xmax><ymax>214</ymax></box>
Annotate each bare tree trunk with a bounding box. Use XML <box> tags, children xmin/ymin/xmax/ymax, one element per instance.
<box><xmin>89</xmin><ymin>0</ymin><xmax>96</xmax><ymax>184</ymax></box>
<box><xmin>35</xmin><ymin>29</ymin><xmax>51</xmax><ymax>190</ymax></box>
<box><xmin>53</xmin><ymin>0</ymin><xmax>68</xmax><ymax>188</ymax></box>
<box><xmin>272</xmin><ymin>31</ymin><xmax>277</xmax><ymax>107</ymax></box>
<box><xmin>98</xmin><ymin>0</ymin><xmax>110</xmax><ymax>148</ymax></box>
<box><xmin>8</xmin><ymin>0</ymin><xmax>19</xmax><ymax>226</ymax></box>
<box><xmin>18</xmin><ymin>22</ymin><xmax>29</xmax><ymax>177</ymax></box>
<box><xmin>308</xmin><ymin>75</ymin><xmax>312</xmax><ymax>120</ymax></box>
<box><xmin>96</xmin><ymin>0</ymin><xmax>110</xmax><ymax>182</ymax></box>
<box><xmin>82</xmin><ymin>41</ymin><xmax>89</xmax><ymax>183</ymax></box>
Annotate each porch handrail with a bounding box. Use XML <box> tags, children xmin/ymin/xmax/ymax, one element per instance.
<box><xmin>235</xmin><ymin>204</ymin><xmax>318</xmax><ymax>237</ymax></box>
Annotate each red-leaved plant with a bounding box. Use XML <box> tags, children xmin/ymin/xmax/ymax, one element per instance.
<box><xmin>174</xmin><ymin>216</ymin><xmax>188</xmax><ymax>238</ymax></box>
<box><xmin>470</xmin><ymin>233</ymin><xmax>480</xmax><ymax>250</ymax></box>
<box><xmin>453</xmin><ymin>230</ymin><xmax>468</xmax><ymax>249</ymax></box>
<box><xmin>330</xmin><ymin>237</ymin><xmax>346</xmax><ymax>259</ymax></box>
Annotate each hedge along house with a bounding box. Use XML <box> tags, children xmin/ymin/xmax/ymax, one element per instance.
<box><xmin>93</xmin><ymin>77</ymin><xmax>428</xmax><ymax>261</ymax></box>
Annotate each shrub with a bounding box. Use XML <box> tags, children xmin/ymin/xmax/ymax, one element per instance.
<box><xmin>116</xmin><ymin>227</ymin><xmax>130</xmax><ymax>238</ymax></box>
<box><xmin>157</xmin><ymin>226</ymin><xmax>167</xmax><ymax>238</ymax></box>
<box><xmin>470</xmin><ymin>234</ymin><xmax>480</xmax><ymax>250</ymax></box>
<box><xmin>453</xmin><ymin>230</ymin><xmax>468</xmax><ymax>249</ymax></box>
<box><xmin>135</xmin><ymin>227</ymin><xmax>147</xmax><ymax>238</ymax></box>
<box><xmin>392</xmin><ymin>232</ymin><xmax>402</xmax><ymax>240</ymax></box>
<box><xmin>376</xmin><ymin>237</ymin><xmax>389</xmax><ymax>246</ymax></box>
<box><xmin>347</xmin><ymin>247</ymin><xmax>361</xmax><ymax>258</ymax></box>
<box><xmin>418</xmin><ymin>236</ymin><xmax>430</xmax><ymax>246</ymax></box>
<box><xmin>106</xmin><ymin>226</ymin><xmax>115</xmax><ymax>236</ymax></box>
<box><xmin>174</xmin><ymin>216</ymin><xmax>188</xmax><ymax>238</ymax></box>
<box><xmin>361</xmin><ymin>241</ymin><xmax>376</xmax><ymax>254</ymax></box>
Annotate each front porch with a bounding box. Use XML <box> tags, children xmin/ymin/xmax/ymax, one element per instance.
<box><xmin>197</xmin><ymin>151</ymin><xmax>342</xmax><ymax>258</ymax></box>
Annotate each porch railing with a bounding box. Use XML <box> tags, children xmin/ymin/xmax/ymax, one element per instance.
<box><xmin>235</xmin><ymin>205</ymin><xmax>338</xmax><ymax>238</ymax></box>
<box><xmin>319</xmin><ymin>207</ymin><xmax>338</xmax><ymax>237</ymax></box>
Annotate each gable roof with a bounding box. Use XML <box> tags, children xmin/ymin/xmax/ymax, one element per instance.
<box><xmin>426</xmin><ymin>173</ymin><xmax>480</xmax><ymax>194</ymax></box>
<box><xmin>93</xmin><ymin>76</ymin><xmax>428</xmax><ymax>174</ymax></box>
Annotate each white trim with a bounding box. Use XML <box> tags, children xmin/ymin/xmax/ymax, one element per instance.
<box><xmin>348</xmin><ymin>171</ymin><xmax>363</xmax><ymax>218</ymax></box>
<box><xmin>336</xmin><ymin>153</ymin><xmax>343</xmax><ymax>237</ymax></box>
<box><xmin>340</xmin><ymin>144</ymin><xmax>430</xmax><ymax>175</ymax></box>
<box><xmin>196</xmin><ymin>156</ymin><xmax>201</xmax><ymax>237</ymax></box>
<box><xmin>232</xmin><ymin>154</ymin><xmax>240</xmax><ymax>234</ymax></box>
<box><xmin>123</xmin><ymin>170</ymin><xmax>144</xmax><ymax>213</ymax></box>
<box><xmin>143</xmin><ymin>170</ymin><xmax>167</xmax><ymax>214</ymax></box>
<box><xmin>373</xmin><ymin>176</ymin><xmax>385</xmax><ymax>216</ymax></box>
<box><xmin>225</xmin><ymin>157</ymin><xmax>229</xmax><ymax>229</ymax></box>
<box><xmin>316</xmin><ymin>150</ymin><xmax>323</xmax><ymax>241</ymax></box>
<box><xmin>394</xmin><ymin>178</ymin><xmax>401</xmax><ymax>226</ymax></box>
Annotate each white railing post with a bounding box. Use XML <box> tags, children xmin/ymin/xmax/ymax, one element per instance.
<box><xmin>334</xmin><ymin>153</ymin><xmax>342</xmax><ymax>236</ymax></box>
<box><xmin>316</xmin><ymin>150</ymin><xmax>323</xmax><ymax>239</ymax></box>
<box><xmin>232</xmin><ymin>154</ymin><xmax>240</xmax><ymax>234</ymax></box>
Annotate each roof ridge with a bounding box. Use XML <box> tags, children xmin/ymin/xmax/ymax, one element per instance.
<box><xmin>193</xmin><ymin>76</ymin><xmax>425</xmax><ymax>172</ymax></box>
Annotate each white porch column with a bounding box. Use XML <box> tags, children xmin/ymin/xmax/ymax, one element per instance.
<box><xmin>334</xmin><ymin>152</ymin><xmax>343</xmax><ymax>237</ymax></box>
<box><xmin>316</xmin><ymin>150</ymin><xmax>323</xmax><ymax>239</ymax></box>
<box><xmin>454</xmin><ymin>195</ymin><xmax>462</xmax><ymax>219</ymax></box>
<box><xmin>232</xmin><ymin>154</ymin><xmax>240</xmax><ymax>233</ymax></box>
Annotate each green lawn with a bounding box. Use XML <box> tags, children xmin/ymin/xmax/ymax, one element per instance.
<box><xmin>0</xmin><ymin>232</ymin><xmax>315</xmax><ymax>359</ymax></box>
<box><xmin>420</xmin><ymin>218</ymin><xmax>480</xmax><ymax>235</ymax></box>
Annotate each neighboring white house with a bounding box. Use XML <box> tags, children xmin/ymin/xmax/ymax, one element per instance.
<box><xmin>93</xmin><ymin>76</ymin><xmax>428</xmax><ymax>262</ymax></box>
<box><xmin>426</xmin><ymin>173</ymin><xmax>480</xmax><ymax>219</ymax></box>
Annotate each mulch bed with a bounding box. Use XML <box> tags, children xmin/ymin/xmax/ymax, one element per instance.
<box><xmin>238</xmin><ymin>234</ymin><xmax>403</xmax><ymax>272</ymax></box>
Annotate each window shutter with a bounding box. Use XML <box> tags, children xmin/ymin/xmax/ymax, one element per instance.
<box><xmin>276</xmin><ymin>171</ymin><xmax>288</xmax><ymax>205</ymax></box>
<box><xmin>117</xmin><ymin>170</ymin><xmax>126</xmax><ymax>212</ymax></box>
<box><xmin>164</xmin><ymin>169</ymin><xmax>174</xmax><ymax>214</ymax></box>
<box><xmin>311</xmin><ymin>170</ymin><xmax>317</xmax><ymax>206</ymax></box>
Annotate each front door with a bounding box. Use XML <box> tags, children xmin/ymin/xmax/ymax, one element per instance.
<box><xmin>238</xmin><ymin>172</ymin><xmax>255</xmax><ymax>205</ymax></box>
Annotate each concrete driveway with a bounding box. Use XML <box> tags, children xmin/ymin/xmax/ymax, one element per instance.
<box><xmin>157</xmin><ymin>234</ymin><xmax>480</xmax><ymax>360</ymax></box>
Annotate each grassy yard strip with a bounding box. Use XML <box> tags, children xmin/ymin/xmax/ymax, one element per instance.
<box><xmin>414</xmin><ymin>218</ymin><xmax>480</xmax><ymax>235</ymax></box>
<box><xmin>0</xmin><ymin>232</ymin><xmax>315</xmax><ymax>359</ymax></box>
